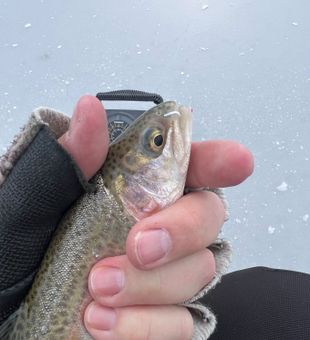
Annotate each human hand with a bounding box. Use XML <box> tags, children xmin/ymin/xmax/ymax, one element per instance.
<box><xmin>59</xmin><ymin>95</ymin><xmax>254</xmax><ymax>340</ymax></box>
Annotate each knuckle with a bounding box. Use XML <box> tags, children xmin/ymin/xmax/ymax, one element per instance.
<box><xmin>207</xmin><ymin>191</ymin><xmax>225</xmax><ymax>224</ymax></box>
<box><xmin>178</xmin><ymin>309</ymin><xmax>194</xmax><ymax>340</ymax></box>
<box><xmin>183</xmin><ymin>203</ymin><xmax>203</xmax><ymax>231</ymax></box>
<box><xmin>128</xmin><ymin>309</ymin><xmax>156</xmax><ymax>340</ymax></box>
<box><xmin>119</xmin><ymin>306</ymin><xmax>193</xmax><ymax>340</ymax></box>
<box><xmin>180</xmin><ymin>201</ymin><xmax>206</xmax><ymax>249</ymax></box>
<box><xmin>200</xmin><ymin>249</ymin><xmax>216</xmax><ymax>285</ymax></box>
<box><xmin>180</xmin><ymin>191</ymin><xmax>225</xmax><ymax>251</ymax></box>
<box><xmin>139</xmin><ymin>269</ymin><xmax>165</xmax><ymax>304</ymax></box>
<box><xmin>155</xmin><ymin>268</ymin><xmax>165</xmax><ymax>294</ymax></box>
<box><xmin>121</xmin><ymin>309</ymin><xmax>148</xmax><ymax>340</ymax></box>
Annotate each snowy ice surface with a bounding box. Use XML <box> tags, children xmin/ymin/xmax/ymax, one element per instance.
<box><xmin>0</xmin><ymin>0</ymin><xmax>309</xmax><ymax>274</ymax></box>
<box><xmin>277</xmin><ymin>182</ymin><xmax>288</xmax><ymax>192</ymax></box>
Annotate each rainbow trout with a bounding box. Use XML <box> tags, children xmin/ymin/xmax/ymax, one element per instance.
<box><xmin>1</xmin><ymin>101</ymin><xmax>192</xmax><ymax>339</ymax></box>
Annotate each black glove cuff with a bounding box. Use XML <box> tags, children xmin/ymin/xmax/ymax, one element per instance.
<box><xmin>0</xmin><ymin>126</ymin><xmax>90</xmax><ymax>323</ymax></box>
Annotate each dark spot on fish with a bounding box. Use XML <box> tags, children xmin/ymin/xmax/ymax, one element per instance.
<box><xmin>80</xmin><ymin>263</ymin><xmax>87</xmax><ymax>271</ymax></box>
<box><xmin>59</xmin><ymin>310</ymin><xmax>68</xmax><ymax>318</ymax></box>
<box><xmin>71</xmin><ymin>278</ymin><xmax>79</xmax><ymax>286</ymax></box>
<box><xmin>125</xmin><ymin>155</ymin><xmax>134</xmax><ymax>166</ymax></box>
<box><xmin>30</xmin><ymin>312</ymin><xmax>35</xmax><ymax>324</ymax></box>
<box><xmin>54</xmin><ymin>326</ymin><xmax>65</xmax><ymax>333</ymax></box>
<box><xmin>16</xmin><ymin>323</ymin><xmax>23</xmax><ymax>331</ymax></box>
<box><xmin>62</xmin><ymin>294</ymin><xmax>70</xmax><ymax>301</ymax></box>
<box><xmin>20</xmin><ymin>310</ymin><xmax>26</xmax><ymax>321</ymax></box>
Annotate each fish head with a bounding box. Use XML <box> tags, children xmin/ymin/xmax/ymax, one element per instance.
<box><xmin>102</xmin><ymin>101</ymin><xmax>192</xmax><ymax>221</ymax></box>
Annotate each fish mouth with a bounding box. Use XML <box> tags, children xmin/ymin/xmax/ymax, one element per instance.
<box><xmin>177</xmin><ymin>105</ymin><xmax>192</xmax><ymax>146</ymax></box>
<box><xmin>160</xmin><ymin>103</ymin><xmax>192</xmax><ymax>173</ymax></box>
<box><xmin>168</xmin><ymin>105</ymin><xmax>192</xmax><ymax>153</ymax></box>
<box><xmin>154</xmin><ymin>101</ymin><xmax>192</xmax><ymax>161</ymax></box>
<box><xmin>163</xmin><ymin>110</ymin><xmax>181</xmax><ymax>118</ymax></box>
<box><xmin>158</xmin><ymin>102</ymin><xmax>192</xmax><ymax>143</ymax></box>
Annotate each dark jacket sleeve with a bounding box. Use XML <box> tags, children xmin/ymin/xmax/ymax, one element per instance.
<box><xmin>0</xmin><ymin>126</ymin><xmax>89</xmax><ymax>324</ymax></box>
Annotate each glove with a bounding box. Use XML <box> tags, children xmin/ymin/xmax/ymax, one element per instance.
<box><xmin>0</xmin><ymin>112</ymin><xmax>91</xmax><ymax>324</ymax></box>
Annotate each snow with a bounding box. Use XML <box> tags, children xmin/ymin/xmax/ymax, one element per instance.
<box><xmin>277</xmin><ymin>182</ymin><xmax>288</xmax><ymax>192</ymax></box>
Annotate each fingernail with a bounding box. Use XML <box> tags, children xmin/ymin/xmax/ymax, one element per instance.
<box><xmin>90</xmin><ymin>267</ymin><xmax>124</xmax><ymax>296</ymax></box>
<box><xmin>135</xmin><ymin>229</ymin><xmax>171</xmax><ymax>265</ymax></box>
<box><xmin>86</xmin><ymin>304</ymin><xmax>116</xmax><ymax>330</ymax></box>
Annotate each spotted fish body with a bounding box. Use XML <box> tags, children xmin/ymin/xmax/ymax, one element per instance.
<box><xmin>4</xmin><ymin>101</ymin><xmax>192</xmax><ymax>339</ymax></box>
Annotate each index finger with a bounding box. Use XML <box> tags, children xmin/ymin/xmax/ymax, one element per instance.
<box><xmin>186</xmin><ymin>141</ymin><xmax>254</xmax><ymax>189</ymax></box>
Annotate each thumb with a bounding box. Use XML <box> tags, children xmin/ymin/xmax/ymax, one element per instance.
<box><xmin>58</xmin><ymin>95</ymin><xmax>109</xmax><ymax>180</ymax></box>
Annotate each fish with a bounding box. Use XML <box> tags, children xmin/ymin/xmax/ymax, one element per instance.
<box><xmin>0</xmin><ymin>100</ymin><xmax>192</xmax><ymax>339</ymax></box>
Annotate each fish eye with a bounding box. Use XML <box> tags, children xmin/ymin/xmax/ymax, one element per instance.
<box><xmin>153</xmin><ymin>133</ymin><xmax>163</xmax><ymax>147</ymax></box>
<box><xmin>143</xmin><ymin>127</ymin><xmax>165</xmax><ymax>153</ymax></box>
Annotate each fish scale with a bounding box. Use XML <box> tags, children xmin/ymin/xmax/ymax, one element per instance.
<box><xmin>21</xmin><ymin>184</ymin><xmax>132</xmax><ymax>339</ymax></box>
<box><xmin>1</xmin><ymin>101</ymin><xmax>192</xmax><ymax>339</ymax></box>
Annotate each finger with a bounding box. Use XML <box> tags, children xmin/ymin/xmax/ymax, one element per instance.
<box><xmin>58</xmin><ymin>95</ymin><xmax>109</xmax><ymax>180</ymax></box>
<box><xmin>186</xmin><ymin>140</ymin><xmax>254</xmax><ymax>189</ymax></box>
<box><xmin>88</xmin><ymin>249</ymin><xmax>215</xmax><ymax>307</ymax></box>
<box><xmin>84</xmin><ymin>303</ymin><xmax>193</xmax><ymax>340</ymax></box>
<box><xmin>126</xmin><ymin>190</ymin><xmax>224</xmax><ymax>269</ymax></box>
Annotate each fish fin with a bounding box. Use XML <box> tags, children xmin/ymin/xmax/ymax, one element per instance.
<box><xmin>0</xmin><ymin>309</ymin><xmax>18</xmax><ymax>340</ymax></box>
